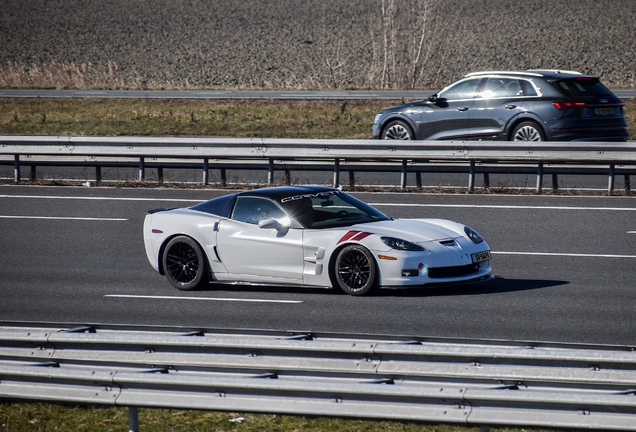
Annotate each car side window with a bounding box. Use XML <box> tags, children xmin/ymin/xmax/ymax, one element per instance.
<box><xmin>232</xmin><ymin>197</ymin><xmax>287</xmax><ymax>225</ymax></box>
<box><xmin>520</xmin><ymin>79</ymin><xmax>538</xmax><ymax>96</ymax></box>
<box><xmin>479</xmin><ymin>78</ymin><xmax>523</xmax><ymax>99</ymax></box>
<box><xmin>440</xmin><ymin>78</ymin><xmax>481</xmax><ymax>101</ymax></box>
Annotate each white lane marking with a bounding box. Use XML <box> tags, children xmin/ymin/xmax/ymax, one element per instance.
<box><xmin>0</xmin><ymin>194</ymin><xmax>202</xmax><ymax>203</ymax></box>
<box><xmin>104</xmin><ymin>294</ymin><xmax>303</xmax><ymax>304</ymax></box>
<box><xmin>370</xmin><ymin>203</ymin><xmax>636</xmax><ymax>211</ymax></box>
<box><xmin>493</xmin><ymin>251</ymin><xmax>636</xmax><ymax>258</ymax></box>
<box><xmin>628</xmin><ymin>231</ymin><xmax>636</xmax><ymax>234</ymax></box>
<box><xmin>0</xmin><ymin>215</ymin><xmax>127</xmax><ymax>221</ymax></box>
<box><xmin>1</xmin><ymin>195</ymin><xmax>634</xmax><ymax>211</ymax></box>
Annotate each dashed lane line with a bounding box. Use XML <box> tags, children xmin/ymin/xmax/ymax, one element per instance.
<box><xmin>104</xmin><ymin>294</ymin><xmax>303</xmax><ymax>304</ymax></box>
<box><xmin>493</xmin><ymin>251</ymin><xmax>636</xmax><ymax>258</ymax></box>
<box><xmin>0</xmin><ymin>215</ymin><xmax>127</xmax><ymax>221</ymax></box>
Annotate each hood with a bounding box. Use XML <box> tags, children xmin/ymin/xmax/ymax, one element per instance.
<box><xmin>350</xmin><ymin>219</ymin><xmax>465</xmax><ymax>243</ymax></box>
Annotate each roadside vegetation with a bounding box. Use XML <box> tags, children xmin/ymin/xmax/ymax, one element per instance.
<box><xmin>0</xmin><ymin>402</ymin><xmax>572</xmax><ymax>432</ymax></box>
<box><xmin>1</xmin><ymin>98</ymin><xmax>634</xmax><ymax>140</ymax></box>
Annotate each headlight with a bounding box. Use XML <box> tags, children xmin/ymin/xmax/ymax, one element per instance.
<box><xmin>464</xmin><ymin>226</ymin><xmax>484</xmax><ymax>244</ymax></box>
<box><xmin>373</xmin><ymin>113</ymin><xmax>383</xmax><ymax>124</ymax></box>
<box><xmin>381</xmin><ymin>236</ymin><xmax>425</xmax><ymax>251</ymax></box>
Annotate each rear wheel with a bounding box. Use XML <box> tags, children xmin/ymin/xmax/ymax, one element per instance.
<box><xmin>512</xmin><ymin>121</ymin><xmax>545</xmax><ymax>141</ymax></box>
<box><xmin>382</xmin><ymin>120</ymin><xmax>414</xmax><ymax>140</ymax></box>
<box><xmin>162</xmin><ymin>236</ymin><xmax>209</xmax><ymax>290</ymax></box>
<box><xmin>332</xmin><ymin>245</ymin><xmax>378</xmax><ymax>296</ymax></box>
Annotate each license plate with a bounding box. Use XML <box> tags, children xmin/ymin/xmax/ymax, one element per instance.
<box><xmin>595</xmin><ymin>107</ymin><xmax>614</xmax><ymax>115</ymax></box>
<box><xmin>472</xmin><ymin>250</ymin><xmax>491</xmax><ymax>263</ymax></box>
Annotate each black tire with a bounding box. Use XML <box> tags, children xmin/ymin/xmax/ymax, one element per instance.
<box><xmin>381</xmin><ymin>119</ymin><xmax>414</xmax><ymax>140</ymax></box>
<box><xmin>162</xmin><ymin>236</ymin><xmax>209</xmax><ymax>291</ymax></box>
<box><xmin>512</xmin><ymin>121</ymin><xmax>545</xmax><ymax>141</ymax></box>
<box><xmin>332</xmin><ymin>245</ymin><xmax>378</xmax><ymax>296</ymax></box>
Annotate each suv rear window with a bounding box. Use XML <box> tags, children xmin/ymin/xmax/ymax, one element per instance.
<box><xmin>556</xmin><ymin>78</ymin><xmax>612</xmax><ymax>97</ymax></box>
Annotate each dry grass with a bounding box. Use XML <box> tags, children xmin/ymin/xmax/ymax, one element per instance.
<box><xmin>0</xmin><ymin>98</ymin><xmax>393</xmax><ymax>139</ymax></box>
<box><xmin>0</xmin><ymin>402</ymin><xmax>568</xmax><ymax>432</ymax></box>
<box><xmin>1</xmin><ymin>97</ymin><xmax>633</xmax><ymax>141</ymax></box>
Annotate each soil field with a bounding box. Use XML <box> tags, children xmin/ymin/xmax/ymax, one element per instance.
<box><xmin>1</xmin><ymin>0</ymin><xmax>635</xmax><ymax>90</ymax></box>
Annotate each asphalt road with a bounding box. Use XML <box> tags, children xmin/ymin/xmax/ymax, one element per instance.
<box><xmin>1</xmin><ymin>185</ymin><xmax>635</xmax><ymax>346</ymax></box>
<box><xmin>1</xmin><ymin>89</ymin><xmax>635</xmax><ymax>99</ymax></box>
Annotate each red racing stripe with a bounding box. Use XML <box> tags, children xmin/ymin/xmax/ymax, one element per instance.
<box><xmin>351</xmin><ymin>232</ymin><xmax>371</xmax><ymax>241</ymax></box>
<box><xmin>338</xmin><ymin>231</ymin><xmax>372</xmax><ymax>244</ymax></box>
<box><xmin>337</xmin><ymin>231</ymin><xmax>360</xmax><ymax>244</ymax></box>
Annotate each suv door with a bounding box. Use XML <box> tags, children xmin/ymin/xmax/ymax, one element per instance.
<box><xmin>471</xmin><ymin>77</ymin><xmax>527</xmax><ymax>140</ymax></box>
<box><xmin>419</xmin><ymin>77</ymin><xmax>482</xmax><ymax>140</ymax></box>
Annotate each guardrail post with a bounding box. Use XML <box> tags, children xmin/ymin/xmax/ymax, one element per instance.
<box><xmin>416</xmin><ymin>171</ymin><xmax>422</xmax><ymax>189</ymax></box>
<box><xmin>483</xmin><ymin>172</ymin><xmax>490</xmax><ymax>189</ymax></box>
<box><xmin>129</xmin><ymin>407</ymin><xmax>139</xmax><ymax>432</ymax></box>
<box><xmin>608</xmin><ymin>164</ymin><xmax>615</xmax><ymax>193</ymax></box>
<box><xmin>268</xmin><ymin>159</ymin><xmax>274</xmax><ymax>184</ymax></box>
<box><xmin>139</xmin><ymin>157</ymin><xmax>145</xmax><ymax>182</ymax></box>
<box><xmin>30</xmin><ymin>164</ymin><xmax>36</xmax><ymax>181</ymax></box>
<box><xmin>552</xmin><ymin>174</ymin><xmax>559</xmax><ymax>191</ymax></box>
<box><xmin>349</xmin><ymin>170</ymin><xmax>355</xmax><ymax>188</ymax></box>
<box><xmin>401</xmin><ymin>160</ymin><xmax>407</xmax><ymax>189</ymax></box>
<box><xmin>95</xmin><ymin>166</ymin><xmax>102</xmax><ymax>184</ymax></box>
<box><xmin>284</xmin><ymin>168</ymin><xmax>291</xmax><ymax>185</ymax></box>
<box><xmin>203</xmin><ymin>158</ymin><xmax>209</xmax><ymax>185</ymax></box>
<box><xmin>157</xmin><ymin>167</ymin><xmax>163</xmax><ymax>184</ymax></box>
<box><xmin>625</xmin><ymin>175</ymin><xmax>631</xmax><ymax>193</ymax></box>
<box><xmin>536</xmin><ymin>162</ymin><xmax>544</xmax><ymax>194</ymax></box>
<box><xmin>333</xmin><ymin>159</ymin><xmax>340</xmax><ymax>188</ymax></box>
<box><xmin>14</xmin><ymin>155</ymin><xmax>20</xmax><ymax>183</ymax></box>
<box><xmin>468</xmin><ymin>161</ymin><xmax>475</xmax><ymax>192</ymax></box>
<box><xmin>220</xmin><ymin>168</ymin><xmax>227</xmax><ymax>186</ymax></box>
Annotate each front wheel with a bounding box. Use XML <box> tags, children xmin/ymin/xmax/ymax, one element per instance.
<box><xmin>332</xmin><ymin>245</ymin><xmax>378</xmax><ymax>296</ymax></box>
<box><xmin>162</xmin><ymin>236</ymin><xmax>209</xmax><ymax>290</ymax></box>
<box><xmin>512</xmin><ymin>121</ymin><xmax>545</xmax><ymax>141</ymax></box>
<box><xmin>381</xmin><ymin>120</ymin><xmax>414</xmax><ymax>140</ymax></box>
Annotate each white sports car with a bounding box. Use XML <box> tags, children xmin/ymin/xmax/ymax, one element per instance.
<box><xmin>143</xmin><ymin>186</ymin><xmax>492</xmax><ymax>295</ymax></box>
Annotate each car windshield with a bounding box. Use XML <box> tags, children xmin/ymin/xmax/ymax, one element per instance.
<box><xmin>556</xmin><ymin>78</ymin><xmax>613</xmax><ymax>97</ymax></box>
<box><xmin>280</xmin><ymin>190</ymin><xmax>390</xmax><ymax>229</ymax></box>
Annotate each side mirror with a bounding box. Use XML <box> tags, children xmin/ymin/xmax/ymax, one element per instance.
<box><xmin>258</xmin><ymin>218</ymin><xmax>289</xmax><ymax>235</ymax></box>
<box><xmin>427</xmin><ymin>94</ymin><xmax>438</xmax><ymax>103</ymax></box>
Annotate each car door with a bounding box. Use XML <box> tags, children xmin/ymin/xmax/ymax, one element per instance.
<box><xmin>215</xmin><ymin>197</ymin><xmax>304</xmax><ymax>281</ymax></box>
<box><xmin>418</xmin><ymin>77</ymin><xmax>481</xmax><ymax>140</ymax></box>
<box><xmin>470</xmin><ymin>77</ymin><xmax>526</xmax><ymax>140</ymax></box>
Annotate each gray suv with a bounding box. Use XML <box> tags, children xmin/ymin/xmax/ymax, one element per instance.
<box><xmin>373</xmin><ymin>70</ymin><xmax>628</xmax><ymax>142</ymax></box>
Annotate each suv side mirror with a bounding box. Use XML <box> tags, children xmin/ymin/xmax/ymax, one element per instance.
<box><xmin>427</xmin><ymin>94</ymin><xmax>438</xmax><ymax>103</ymax></box>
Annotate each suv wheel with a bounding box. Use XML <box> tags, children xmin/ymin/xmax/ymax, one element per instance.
<box><xmin>382</xmin><ymin>120</ymin><xmax>414</xmax><ymax>140</ymax></box>
<box><xmin>512</xmin><ymin>121</ymin><xmax>545</xmax><ymax>141</ymax></box>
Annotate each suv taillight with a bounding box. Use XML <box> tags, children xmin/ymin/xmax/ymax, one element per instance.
<box><xmin>552</xmin><ymin>101</ymin><xmax>586</xmax><ymax>111</ymax></box>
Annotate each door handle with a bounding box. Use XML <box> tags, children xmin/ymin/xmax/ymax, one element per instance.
<box><xmin>505</xmin><ymin>105</ymin><xmax>517</xmax><ymax>110</ymax></box>
<box><xmin>457</xmin><ymin>107</ymin><xmax>469</xmax><ymax>112</ymax></box>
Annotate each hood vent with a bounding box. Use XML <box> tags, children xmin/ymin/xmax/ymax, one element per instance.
<box><xmin>439</xmin><ymin>240</ymin><xmax>456</xmax><ymax>247</ymax></box>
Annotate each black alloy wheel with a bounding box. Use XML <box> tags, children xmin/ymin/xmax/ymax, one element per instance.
<box><xmin>162</xmin><ymin>235</ymin><xmax>209</xmax><ymax>290</ymax></box>
<box><xmin>333</xmin><ymin>245</ymin><xmax>378</xmax><ymax>295</ymax></box>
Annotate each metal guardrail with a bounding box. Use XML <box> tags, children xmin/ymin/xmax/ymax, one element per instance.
<box><xmin>2</xmin><ymin>323</ymin><xmax>636</xmax><ymax>431</ymax></box>
<box><xmin>1</xmin><ymin>136</ymin><xmax>635</xmax><ymax>193</ymax></box>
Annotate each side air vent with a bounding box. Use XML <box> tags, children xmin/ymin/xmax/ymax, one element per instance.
<box><xmin>439</xmin><ymin>240</ymin><xmax>456</xmax><ymax>247</ymax></box>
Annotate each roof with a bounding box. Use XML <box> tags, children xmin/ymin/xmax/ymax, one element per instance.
<box><xmin>237</xmin><ymin>185</ymin><xmax>338</xmax><ymax>202</ymax></box>
<box><xmin>190</xmin><ymin>185</ymin><xmax>339</xmax><ymax>217</ymax></box>
<box><xmin>466</xmin><ymin>70</ymin><xmax>591</xmax><ymax>80</ymax></box>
